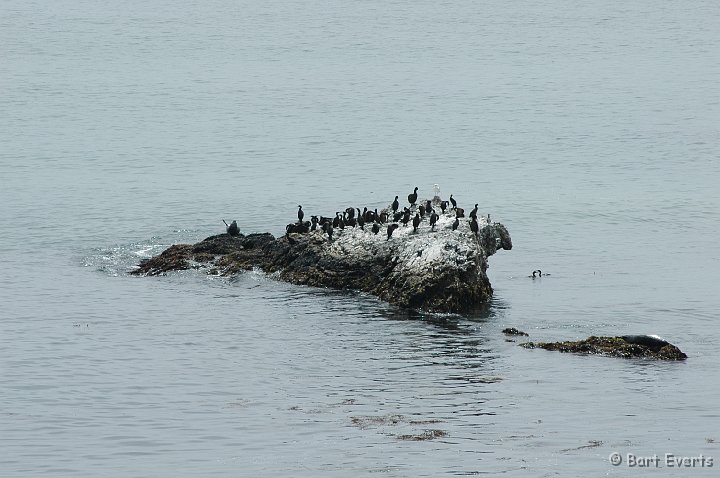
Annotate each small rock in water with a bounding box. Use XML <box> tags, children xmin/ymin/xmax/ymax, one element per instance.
<box><xmin>502</xmin><ymin>327</ymin><xmax>529</xmax><ymax>336</ymax></box>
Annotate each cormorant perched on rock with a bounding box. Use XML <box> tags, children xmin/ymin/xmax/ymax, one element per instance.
<box><xmin>452</xmin><ymin>217</ymin><xmax>459</xmax><ymax>231</ymax></box>
<box><xmin>440</xmin><ymin>201</ymin><xmax>448</xmax><ymax>213</ymax></box>
<box><xmin>345</xmin><ymin>207</ymin><xmax>355</xmax><ymax>220</ymax></box>
<box><xmin>419</xmin><ymin>204</ymin><xmax>425</xmax><ymax>217</ymax></box>
<box><xmin>392</xmin><ymin>196</ymin><xmax>399</xmax><ymax>212</ymax></box>
<box><xmin>379</xmin><ymin>211</ymin><xmax>388</xmax><ymax>223</ymax></box>
<box><xmin>310</xmin><ymin>215</ymin><xmax>319</xmax><ymax>231</ymax></box>
<box><xmin>449</xmin><ymin>194</ymin><xmax>457</xmax><ymax>209</ymax></box>
<box><xmin>323</xmin><ymin>222</ymin><xmax>333</xmax><ymax>242</ymax></box>
<box><xmin>455</xmin><ymin>207</ymin><xmax>465</xmax><ymax>218</ymax></box>
<box><xmin>408</xmin><ymin>187</ymin><xmax>418</xmax><ymax>205</ymax></box>
<box><xmin>357</xmin><ymin>209</ymin><xmax>365</xmax><ymax>230</ymax></box>
<box><xmin>223</xmin><ymin>220</ymin><xmax>240</xmax><ymax>236</ymax></box>
<box><xmin>297</xmin><ymin>205</ymin><xmax>304</xmax><ymax>222</ymax></box>
<box><xmin>386</xmin><ymin>223</ymin><xmax>399</xmax><ymax>240</ymax></box>
<box><xmin>429</xmin><ymin>210</ymin><xmax>438</xmax><ymax>231</ymax></box>
<box><xmin>333</xmin><ymin>212</ymin><xmax>340</xmax><ymax>228</ymax></box>
<box><xmin>469</xmin><ymin>204</ymin><xmax>478</xmax><ymax>219</ymax></box>
<box><xmin>412</xmin><ymin>213</ymin><xmax>421</xmax><ymax>233</ymax></box>
<box><xmin>401</xmin><ymin>209</ymin><xmax>411</xmax><ymax>227</ymax></box>
<box><xmin>371</xmin><ymin>222</ymin><xmax>380</xmax><ymax>235</ymax></box>
<box><xmin>393</xmin><ymin>211</ymin><xmax>403</xmax><ymax>222</ymax></box>
<box><xmin>469</xmin><ymin>217</ymin><xmax>479</xmax><ymax>235</ymax></box>
<box><xmin>425</xmin><ymin>199</ymin><xmax>432</xmax><ymax>214</ymax></box>
<box><xmin>487</xmin><ymin>213</ymin><xmax>491</xmax><ymax>223</ymax></box>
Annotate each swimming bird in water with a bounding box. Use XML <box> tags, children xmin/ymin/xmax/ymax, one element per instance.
<box><xmin>449</xmin><ymin>194</ymin><xmax>457</xmax><ymax>209</ymax></box>
<box><xmin>452</xmin><ymin>217</ymin><xmax>459</xmax><ymax>231</ymax></box>
<box><xmin>223</xmin><ymin>219</ymin><xmax>240</xmax><ymax>236</ymax></box>
<box><xmin>469</xmin><ymin>204</ymin><xmax>478</xmax><ymax>219</ymax></box>
<box><xmin>469</xmin><ymin>217</ymin><xmax>479</xmax><ymax>235</ymax></box>
<box><xmin>408</xmin><ymin>187</ymin><xmax>418</xmax><ymax>206</ymax></box>
<box><xmin>429</xmin><ymin>210</ymin><xmax>438</xmax><ymax>231</ymax></box>
<box><xmin>392</xmin><ymin>196</ymin><xmax>399</xmax><ymax>212</ymax></box>
<box><xmin>412</xmin><ymin>213</ymin><xmax>420</xmax><ymax>233</ymax></box>
<box><xmin>386</xmin><ymin>223</ymin><xmax>399</xmax><ymax>240</ymax></box>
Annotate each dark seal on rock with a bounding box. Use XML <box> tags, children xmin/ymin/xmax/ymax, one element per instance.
<box><xmin>520</xmin><ymin>336</ymin><xmax>687</xmax><ymax>361</ymax></box>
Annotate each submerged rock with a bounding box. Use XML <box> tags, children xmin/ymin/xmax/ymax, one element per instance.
<box><xmin>520</xmin><ymin>335</ymin><xmax>687</xmax><ymax>360</ymax></box>
<box><xmin>131</xmin><ymin>199</ymin><xmax>511</xmax><ymax>313</ymax></box>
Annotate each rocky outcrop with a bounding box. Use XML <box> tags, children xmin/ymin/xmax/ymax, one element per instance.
<box><xmin>520</xmin><ymin>336</ymin><xmax>687</xmax><ymax>360</ymax></box>
<box><xmin>131</xmin><ymin>200</ymin><xmax>511</xmax><ymax>313</ymax></box>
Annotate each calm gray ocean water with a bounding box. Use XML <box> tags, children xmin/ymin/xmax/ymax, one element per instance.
<box><xmin>2</xmin><ymin>0</ymin><xmax>719</xmax><ymax>476</ymax></box>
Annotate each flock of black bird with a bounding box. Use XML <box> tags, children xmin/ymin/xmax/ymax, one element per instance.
<box><xmin>272</xmin><ymin>187</ymin><xmax>489</xmax><ymax>243</ymax></box>
<box><xmin>223</xmin><ymin>196</ymin><xmax>546</xmax><ymax>276</ymax></box>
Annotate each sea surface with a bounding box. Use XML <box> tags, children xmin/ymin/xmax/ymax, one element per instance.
<box><xmin>1</xmin><ymin>0</ymin><xmax>719</xmax><ymax>476</ymax></box>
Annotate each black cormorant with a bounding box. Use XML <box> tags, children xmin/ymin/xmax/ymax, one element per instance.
<box><xmin>392</xmin><ymin>196</ymin><xmax>399</xmax><ymax>212</ymax></box>
<box><xmin>412</xmin><ymin>213</ymin><xmax>420</xmax><ymax>233</ymax></box>
<box><xmin>419</xmin><ymin>204</ymin><xmax>425</xmax><ymax>217</ymax></box>
<box><xmin>469</xmin><ymin>217</ymin><xmax>479</xmax><ymax>235</ymax></box>
<box><xmin>297</xmin><ymin>205</ymin><xmax>304</xmax><ymax>222</ymax></box>
<box><xmin>449</xmin><ymin>194</ymin><xmax>457</xmax><ymax>209</ymax></box>
<box><xmin>387</xmin><ymin>223</ymin><xmax>399</xmax><ymax>240</ymax></box>
<box><xmin>452</xmin><ymin>217</ymin><xmax>459</xmax><ymax>231</ymax></box>
<box><xmin>401</xmin><ymin>209</ymin><xmax>411</xmax><ymax>226</ymax></box>
<box><xmin>408</xmin><ymin>187</ymin><xmax>418</xmax><ymax>205</ymax></box>
<box><xmin>429</xmin><ymin>210</ymin><xmax>438</xmax><ymax>231</ymax></box>
<box><xmin>223</xmin><ymin>219</ymin><xmax>240</xmax><ymax>236</ymax></box>
<box><xmin>469</xmin><ymin>204</ymin><xmax>478</xmax><ymax>219</ymax></box>
<box><xmin>371</xmin><ymin>222</ymin><xmax>380</xmax><ymax>235</ymax></box>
